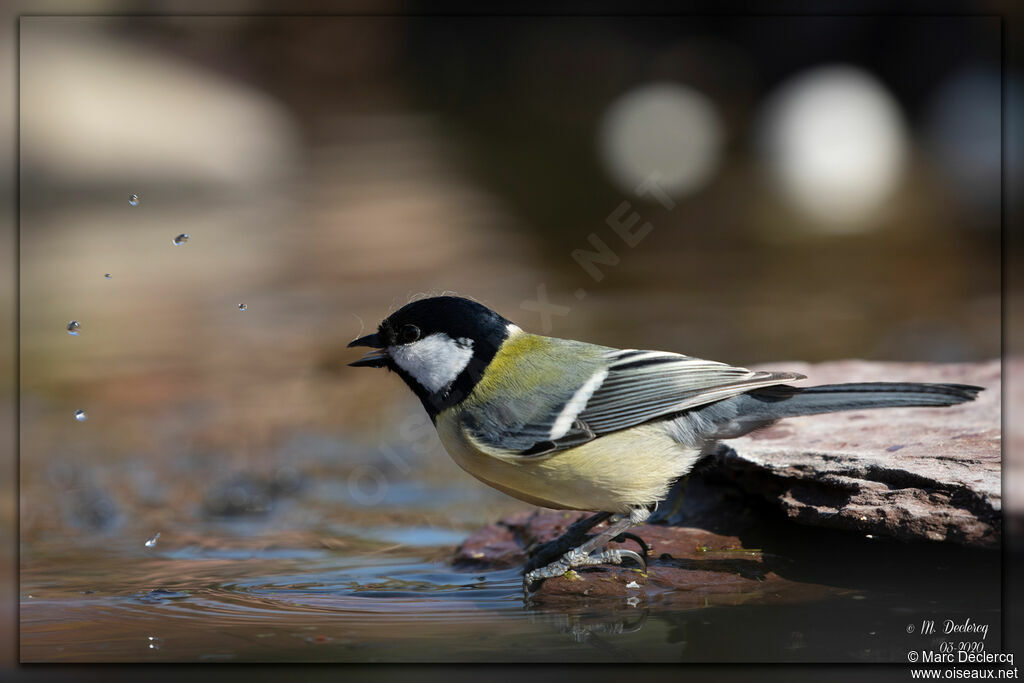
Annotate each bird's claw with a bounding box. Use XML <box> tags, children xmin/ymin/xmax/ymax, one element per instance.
<box><xmin>606</xmin><ymin>548</ymin><xmax>647</xmax><ymax>573</ymax></box>
<box><xmin>612</xmin><ymin>532</ymin><xmax>651</xmax><ymax>558</ymax></box>
<box><xmin>522</xmin><ymin>546</ymin><xmax>647</xmax><ymax>593</ymax></box>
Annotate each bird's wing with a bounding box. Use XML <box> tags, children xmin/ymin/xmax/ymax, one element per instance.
<box><xmin>576</xmin><ymin>349</ymin><xmax>803</xmax><ymax>435</ymax></box>
<box><xmin>464</xmin><ymin>347</ymin><xmax>804</xmax><ymax>458</ymax></box>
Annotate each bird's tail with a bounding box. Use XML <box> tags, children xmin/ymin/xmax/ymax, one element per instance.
<box><xmin>709</xmin><ymin>382</ymin><xmax>982</xmax><ymax>438</ymax></box>
<box><xmin>742</xmin><ymin>382</ymin><xmax>981</xmax><ymax>417</ymax></box>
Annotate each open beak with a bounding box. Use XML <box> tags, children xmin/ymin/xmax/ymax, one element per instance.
<box><xmin>347</xmin><ymin>332</ymin><xmax>389</xmax><ymax>368</ymax></box>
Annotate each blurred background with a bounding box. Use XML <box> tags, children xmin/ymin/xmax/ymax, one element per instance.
<box><xmin>6</xmin><ymin>9</ymin><xmax>1018</xmax><ymax>666</ymax></box>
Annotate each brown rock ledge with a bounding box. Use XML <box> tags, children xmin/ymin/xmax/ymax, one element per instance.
<box><xmin>713</xmin><ymin>359</ymin><xmax>1000</xmax><ymax>548</ymax></box>
<box><xmin>455</xmin><ymin>508</ymin><xmax>844</xmax><ymax>606</ymax></box>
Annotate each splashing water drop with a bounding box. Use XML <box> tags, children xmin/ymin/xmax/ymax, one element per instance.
<box><xmin>172</xmin><ymin>233</ymin><xmax>190</xmax><ymax>246</ymax></box>
<box><xmin>238</xmin><ymin>303</ymin><xmax>247</xmax><ymax>311</ymax></box>
<box><xmin>144</xmin><ymin>532</ymin><xmax>161</xmax><ymax>549</ymax></box>
<box><xmin>129</xmin><ymin>194</ymin><xmax>140</xmax><ymax>206</ymax></box>
<box><xmin>74</xmin><ymin>410</ymin><xmax>87</xmax><ymax>422</ymax></box>
<box><xmin>66</xmin><ymin>320</ymin><xmax>80</xmax><ymax>336</ymax></box>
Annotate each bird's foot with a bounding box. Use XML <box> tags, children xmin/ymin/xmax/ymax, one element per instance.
<box><xmin>523</xmin><ymin>511</ymin><xmax>612</xmax><ymax>573</ymax></box>
<box><xmin>523</xmin><ymin>546</ymin><xmax>646</xmax><ymax>593</ymax></box>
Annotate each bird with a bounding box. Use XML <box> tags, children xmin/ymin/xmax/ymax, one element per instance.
<box><xmin>348</xmin><ymin>295</ymin><xmax>982</xmax><ymax>590</ymax></box>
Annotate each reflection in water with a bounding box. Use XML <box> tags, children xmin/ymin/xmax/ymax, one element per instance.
<box><xmin>529</xmin><ymin>608</ymin><xmax>650</xmax><ymax>647</ymax></box>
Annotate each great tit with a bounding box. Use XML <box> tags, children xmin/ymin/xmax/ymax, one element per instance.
<box><xmin>349</xmin><ymin>295</ymin><xmax>982</xmax><ymax>589</ymax></box>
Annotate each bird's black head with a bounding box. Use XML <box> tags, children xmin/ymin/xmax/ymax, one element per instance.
<box><xmin>348</xmin><ymin>296</ymin><xmax>517</xmax><ymax>418</ymax></box>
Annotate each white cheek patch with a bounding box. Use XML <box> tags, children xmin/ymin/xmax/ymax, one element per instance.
<box><xmin>388</xmin><ymin>333</ymin><xmax>474</xmax><ymax>394</ymax></box>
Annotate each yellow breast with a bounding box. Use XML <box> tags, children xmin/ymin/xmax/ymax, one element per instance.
<box><xmin>435</xmin><ymin>410</ymin><xmax>700</xmax><ymax>513</ymax></box>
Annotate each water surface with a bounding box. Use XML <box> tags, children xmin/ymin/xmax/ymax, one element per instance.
<box><xmin>21</xmin><ymin>522</ymin><xmax>1001</xmax><ymax>662</ymax></box>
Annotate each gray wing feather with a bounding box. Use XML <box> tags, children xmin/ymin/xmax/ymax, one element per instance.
<box><xmin>468</xmin><ymin>348</ymin><xmax>803</xmax><ymax>457</ymax></box>
<box><xmin>577</xmin><ymin>350</ymin><xmax>803</xmax><ymax>435</ymax></box>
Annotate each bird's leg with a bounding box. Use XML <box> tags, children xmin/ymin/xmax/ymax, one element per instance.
<box><xmin>524</xmin><ymin>511</ymin><xmax>612</xmax><ymax>573</ymax></box>
<box><xmin>523</xmin><ymin>507</ymin><xmax>651</xmax><ymax>591</ymax></box>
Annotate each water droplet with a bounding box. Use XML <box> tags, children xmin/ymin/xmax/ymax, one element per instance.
<box><xmin>74</xmin><ymin>410</ymin><xmax>87</xmax><ymax>422</ymax></box>
<box><xmin>129</xmin><ymin>194</ymin><xmax>139</xmax><ymax>206</ymax></box>
<box><xmin>172</xmin><ymin>233</ymin><xmax>190</xmax><ymax>246</ymax></box>
<box><xmin>144</xmin><ymin>532</ymin><xmax>160</xmax><ymax>549</ymax></box>
<box><xmin>238</xmin><ymin>303</ymin><xmax>247</xmax><ymax>311</ymax></box>
<box><xmin>104</xmin><ymin>273</ymin><xmax>112</xmax><ymax>280</ymax></box>
<box><xmin>66</xmin><ymin>320</ymin><xmax>80</xmax><ymax>336</ymax></box>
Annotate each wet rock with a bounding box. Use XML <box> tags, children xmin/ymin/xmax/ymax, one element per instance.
<box><xmin>710</xmin><ymin>359</ymin><xmax>1000</xmax><ymax>548</ymax></box>
<box><xmin>452</xmin><ymin>522</ymin><xmax>524</xmax><ymax>569</ymax></box>
<box><xmin>455</xmin><ymin>509</ymin><xmax>841</xmax><ymax>606</ymax></box>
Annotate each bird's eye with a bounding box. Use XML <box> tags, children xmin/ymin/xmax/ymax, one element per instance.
<box><xmin>400</xmin><ymin>324</ymin><xmax>421</xmax><ymax>343</ymax></box>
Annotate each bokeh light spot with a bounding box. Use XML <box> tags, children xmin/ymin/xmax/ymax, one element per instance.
<box><xmin>599</xmin><ymin>82</ymin><xmax>724</xmax><ymax>199</ymax></box>
<box><xmin>760</xmin><ymin>65</ymin><xmax>907</xmax><ymax>232</ymax></box>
